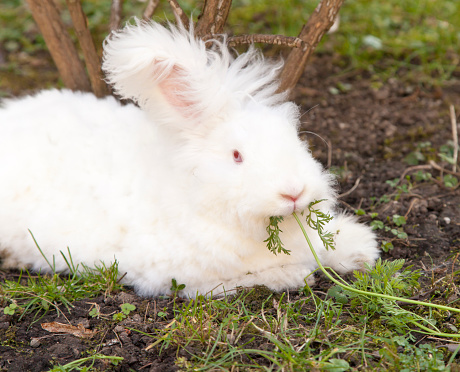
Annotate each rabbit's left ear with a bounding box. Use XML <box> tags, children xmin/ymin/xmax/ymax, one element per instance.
<box><xmin>102</xmin><ymin>20</ymin><xmax>230</xmax><ymax>127</ymax></box>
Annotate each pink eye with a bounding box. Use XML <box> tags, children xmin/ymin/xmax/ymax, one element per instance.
<box><xmin>233</xmin><ymin>150</ymin><xmax>243</xmax><ymax>163</ymax></box>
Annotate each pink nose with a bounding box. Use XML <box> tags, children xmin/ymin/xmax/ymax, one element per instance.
<box><xmin>281</xmin><ymin>191</ymin><xmax>303</xmax><ymax>203</ymax></box>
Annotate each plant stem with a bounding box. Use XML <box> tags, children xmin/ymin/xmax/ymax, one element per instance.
<box><xmin>292</xmin><ymin>212</ymin><xmax>460</xmax><ymax>337</ymax></box>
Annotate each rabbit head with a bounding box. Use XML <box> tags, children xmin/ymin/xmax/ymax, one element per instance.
<box><xmin>102</xmin><ymin>21</ymin><xmax>336</xmax><ymax>238</ymax></box>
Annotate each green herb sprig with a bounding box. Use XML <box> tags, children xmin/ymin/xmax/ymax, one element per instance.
<box><xmin>302</xmin><ymin>199</ymin><xmax>336</xmax><ymax>251</ymax></box>
<box><xmin>265</xmin><ymin>216</ymin><xmax>289</xmax><ymax>255</ymax></box>
<box><xmin>265</xmin><ymin>200</ymin><xmax>336</xmax><ymax>256</ymax></box>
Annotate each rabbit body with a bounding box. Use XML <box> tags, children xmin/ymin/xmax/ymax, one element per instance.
<box><xmin>0</xmin><ymin>22</ymin><xmax>379</xmax><ymax>297</ymax></box>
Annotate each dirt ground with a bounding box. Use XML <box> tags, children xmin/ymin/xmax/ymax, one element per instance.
<box><xmin>0</xmin><ymin>51</ymin><xmax>459</xmax><ymax>371</ymax></box>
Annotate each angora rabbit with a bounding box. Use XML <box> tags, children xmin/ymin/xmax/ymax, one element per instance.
<box><xmin>0</xmin><ymin>21</ymin><xmax>379</xmax><ymax>297</ymax></box>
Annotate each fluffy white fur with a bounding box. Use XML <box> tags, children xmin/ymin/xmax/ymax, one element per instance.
<box><xmin>0</xmin><ymin>21</ymin><xmax>379</xmax><ymax>297</ymax></box>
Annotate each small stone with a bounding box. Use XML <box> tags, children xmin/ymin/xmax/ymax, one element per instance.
<box><xmin>30</xmin><ymin>338</ymin><xmax>41</xmax><ymax>348</ymax></box>
<box><xmin>383</xmin><ymin>121</ymin><xmax>397</xmax><ymax>137</ymax></box>
<box><xmin>76</xmin><ymin>318</ymin><xmax>90</xmax><ymax>328</ymax></box>
<box><xmin>119</xmin><ymin>331</ymin><xmax>131</xmax><ymax>344</ymax></box>
<box><xmin>114</xmin><ymin>325</ymin><xmax>125</xmax><ymax>333</ymax></box>
<box><xmin>428</xmin><ymin>214</ymin><xmax>437</xmax><ymax>221</ymax></box>
<box><xmin>443</xmin><ymin>217</ymin><xmax>451</xmax><ymax>224</ymax></box>
<box><xmin>131</xmin><ymin>314</ymin><xmax>142</xmax><ymax>323</ymax></box>
<box><xmin>116</xmin><ymin>292</ymin><xmax>137</xmax><ymax>304</ymax></box>
<box><xmin>373</xmin><ymin>88</ymin><xmax>390</xmax><ymax>100</ymax></box>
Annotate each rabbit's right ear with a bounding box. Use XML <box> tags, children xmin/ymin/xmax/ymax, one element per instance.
<box><xmin>102</xmin><ymin>20</ymin><xmax>230</xmax><ymax>128</ymax></box>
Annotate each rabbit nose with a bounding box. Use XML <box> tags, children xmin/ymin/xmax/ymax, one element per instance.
<box><xmin>281</xmin><ymin>189</ymin><xmax>304</xmax><ymax>203</ymax></box>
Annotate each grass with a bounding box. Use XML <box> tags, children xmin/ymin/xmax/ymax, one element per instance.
<box><xmin>0</xmin><ymin>244</ymin><xmax>122</xmax><ymax>323</ymax></box>
<box><xmin>131</xmin><ymin>265</ymin><xmax>458</xmax><ymax>370</ymax></box>
<box><xmin>48</xmin><ymin>354</ymin><xmax>123</xmax><ymax>372</ymax></box>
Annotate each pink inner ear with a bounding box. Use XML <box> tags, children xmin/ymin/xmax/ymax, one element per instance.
<box><xmin>157</xmin><ymin>65</ymin><xmax>198</xmax><ymax>114</ymax></box>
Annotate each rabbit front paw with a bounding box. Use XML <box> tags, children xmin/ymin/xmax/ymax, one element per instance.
<box><xmin>321</xmin><ymin>215</ymin><xmax>380</xmax><ymax>274</ymax></box>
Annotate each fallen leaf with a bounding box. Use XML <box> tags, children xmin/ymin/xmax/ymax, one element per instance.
<box><xmin>41</xmin><ymin>322</ymin><xmax>95</xmax><ymax>339</ymax></box>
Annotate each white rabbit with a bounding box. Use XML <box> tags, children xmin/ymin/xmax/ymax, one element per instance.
<box><xmin>0</xmin><ymin>21</ymin><xmax>379</xmax><ymax>297</ymax></box>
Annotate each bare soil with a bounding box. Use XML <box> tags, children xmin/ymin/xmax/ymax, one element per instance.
<box><xmin>0</xmin><ymin>52</ymin><xmax>459</xmax><ymax>371</ymax></box>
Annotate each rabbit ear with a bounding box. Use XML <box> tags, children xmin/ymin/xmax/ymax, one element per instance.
<box><xmin>102</xmin><ymin>20</ymin><xmax>229</xmax><ymax>126</ymax></box>
<box><xmin>103</xmin><ymin>20</ymin><xmax>289</xmax><ymax>129</ymax></box>
<box><xmin>155</xmin><ymin>64</ymin><xmax>203</xmax><ymax>118</ymax></box>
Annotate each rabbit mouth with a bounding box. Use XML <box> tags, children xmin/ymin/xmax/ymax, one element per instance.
<box><xmin>278</xmin><ymin>191</ymin><xmax>308</xmax><ymax>216</ymax></box>
<box><xmin>274</xmin><ymin>202</ymin><xmax>304</xmax><ymax>218</ymax></box>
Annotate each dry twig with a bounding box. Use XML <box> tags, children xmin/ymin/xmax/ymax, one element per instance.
<box><xmin>339</xmin><ymin>177</ymin><xmax>361</xmax><ymax>199</ymax></box>
<box><xmin>398</xmin><ymin>164</ymin><xmax>433</xmax><ymax>183</ymax></box>
<box><xmin>143</xmin><ymin>0</ymin><xmax>160</xmax><ymax>20</ymax></box>
<box><xmin>450</xmin><ymin>105</ymin><xmax>459</xmax><ymax>173</ymax></box>
<box><xmin>202</xmin><ymin>33</ymin><xmax>304</xmax><ymax>48</ymax></box>
<box><xmin>429</xmin><ymin>160</ymin><xmax>460</xmax><ymax>178</ymax></box>
<box><xmin>110</xmin><ymin>0</ymin><xmax>124</xmax><ymax>31</ymax></box>
<box><xmin>227</xmin><ymin>34</ymin><xmax>304</xmax><ymax>48</ymax></box>
<box><xmin>168</xmin><ymin>0</ymin><xmax>189</xmax><ymax>28</ymax></box>
<box><xmin>404</xmin><ymin>198</ymin><xmax>420</xmax><ymax>219</ymax></box>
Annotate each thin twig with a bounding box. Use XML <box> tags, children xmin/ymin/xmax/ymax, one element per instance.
<box><xmin>399</xmin><ymin>164</ymin><xmax>433</xmax><ymax>183</ymax></box>
<box><xmin>143</xmin><ymin>0</ymin><xmax>160</xmax><ymax>20</ymax></box>
<box><xmin>110</xmin><ymin>0</ymin><xmax>123</xmax><ymax>31</ymax></box>
<box><xmin>450</xmin><ymin>105</ymin><xmax>458</xmax><ymax>173</ymax></box>
<box><xmin>202</xmin><ymin>33</ymin><xmax>305</xmax><ymax>48</ymax></box>
<box><xmin>429</xmin><ymin>160</ymin><xmax>460</xmax><ymax>178</ymax></box>
<box><xmin>337</xmin><ymin>199</ymin><xmax>355</xmax><ymax>211</ymax></box>
<box><xmin>398</xmin><ymin>161</ymin><xmax>460</xmax><ymax>185</ymax></box>
<box><xmin>404</xmin><ymin>198</ymin><xmax>419</xmax><ymax>220</ymax></box>
<box><xmin>116</xmin><ymin>272</ymin><xmax>127</xmax><ymax>283</ymax></box>
<box><xmin>338</xmin><ymin>177</ymin><xmax>361</xmax><ymax>199</ymax></box>
<box><xmin>327</xmin><ymin>139</ymin><xmax>332</xmax><ymax>168</ymax></box>
<box><xmin>168</xmin><ymin>0</ymin><xmax>189</xmax><ymax>28</ymax></box>
<box><xmin>228</xmin><ymin>34</ymin><xmax>304</xmax><ymax>48</ymax></box>
<box><xmin>143</xmin><ymin>301</ymin><xmax>150</xmax><ymax>323</ymax></box>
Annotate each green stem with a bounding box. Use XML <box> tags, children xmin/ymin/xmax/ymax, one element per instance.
<box><xmin>292</xmin><ymin>212</ymin><xmax>460</xmax><ymax>338</ymax></box>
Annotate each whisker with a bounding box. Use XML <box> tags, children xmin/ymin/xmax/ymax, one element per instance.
<box><xmin>300</xmin><ymin>104</ymin><xmax>319</xmax><ymax>119</ymax></box>
<box><xmin>298</xmin><ymin>130</ymin><xmax>329</xmax><ymax>147</ymax></box>
<box><xmin>299</xmin><ymin>130</ymin><xmax>332</xmax><ymax>168</ymax></box>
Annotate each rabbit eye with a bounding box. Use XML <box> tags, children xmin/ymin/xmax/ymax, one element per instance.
<box><xmin>233</xmin><ymin>150</ymin><xmax>243</xmax><ymax>163</ymax></box>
